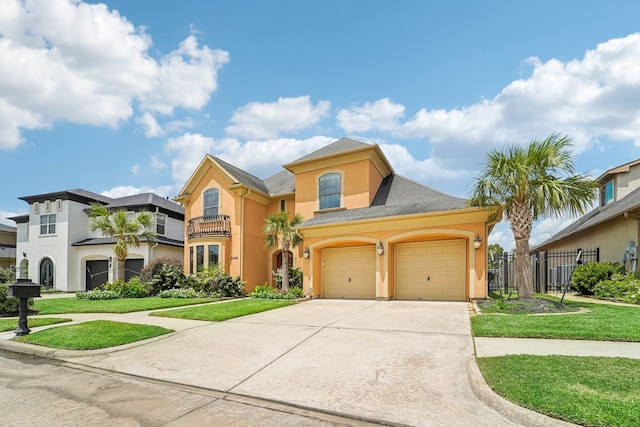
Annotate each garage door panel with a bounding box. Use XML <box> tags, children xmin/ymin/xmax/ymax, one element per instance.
<box><xmin>395</xmin><ymin>240</ymin><xmax>466</xmax><ymax>301</ymax></box>
<box><xmin>324</xmin><ymin>246</ymin><xmax>376</xmax><ymax>299</ymax></box>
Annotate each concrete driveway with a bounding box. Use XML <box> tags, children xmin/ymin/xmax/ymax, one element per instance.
<box><xmin>63</xmin><ymin>300</ymin><xmax>534</xmax><ymax>426</ymax></box>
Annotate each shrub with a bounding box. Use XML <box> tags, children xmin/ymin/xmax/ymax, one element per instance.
<box><xmin>192</xmin><ymin>264</ymin><xmax>225</xmax><ymax>294</ymax></box>
<box><xmin>249</xmin><ymin>283</ymin><xmax>303</xmax><ymax>299</ymax></box>
<box><xmin>211</xmin><ymin>275</ymin><xmax>246</xmax><ymax>298</ymax></box>
<box><xmin>273</xmin><ymin>266</ymin><xmax>303</xmax><ymax>289</ymax></box>
<box><xmin>147</xmin><ymin>263</ymin><xmax>189</xmax><ymax>295</ymax></box>
<box><xmin>103</xmin><ymin>277</ymin><xmax>149</xmax><ymax>298</ymax></box>
<box><xmin>158</xmin><ymin>287</ymin><xmax>204</xmax><ymax>299</ymax></box>
<box><xmin>0</xmin><ymin>267</ymin><xmax>15</xmax><ymax>285</ymax></box>
<box><xmin>594</xmin><ymin>273</ymin><xmax>640</xmax><ymax>304</ymax></box>
<box><xmin>140</xmin><ymin>256</ymin><xmax>183</xmax><ymax>285</ymax></box>
<box><xmin>0</xmin><ymin>283</ymin><xmax>20</xmax><ymax>315</ymax></box>
<box><xmin>571</xmin><ymin>261</ymin><xmax>624</xmax><ymax>295</ymax></box>
<box><xmin>76</xmin><ymin>289</ymin><xmax>121</xmax><ymax>300</ymax></box>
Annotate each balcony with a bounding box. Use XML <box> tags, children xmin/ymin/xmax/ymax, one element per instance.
<box><xmin>187</xmin><ymin>215</ymin><xmax>231</xmax><ymax>239</ymax></box>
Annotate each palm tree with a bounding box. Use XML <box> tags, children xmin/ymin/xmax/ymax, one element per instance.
<box><xmin>469</xmin><ymin>133</ymin><xmax>598</xmax><ymax>299</ymax></box>
<box><xmin>88</xmin><ymin>203</ymin><xmax>156</xmax><ymax>282</ymax></box>
<box><xmin>264</xmin><ymin>211</ymin><xmax>304</xmax><ymax>293</ymax></box>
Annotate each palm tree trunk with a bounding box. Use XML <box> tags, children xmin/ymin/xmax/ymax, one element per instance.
<box><xmin>117</xmin><ymin>258</ymin><xmax>126</xmax><ymax>282</ymax></box>
<box><xmin>281</xmin><ymin>243</ymin><xmax>290</xmax><ymax>293</ymax></box>
<box><xmin>510</xmin><ymin>202</ymin><xmax>534</xmax><ymax>299</ymax></box>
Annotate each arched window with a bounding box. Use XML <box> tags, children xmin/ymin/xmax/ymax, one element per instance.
<box><xmin>203</xmin><ymin>188</ymin><xmax>219</xmax><ymax>217</ymax></box>
<box><xmin>319</xmin><ymin>173</ymin><xmax>341</xmax><ymax>210</ymax></box>
<box><xmin>40</xmin><ymin>257</ymin><xmax>54</xmax><ymax>289</ymax></box>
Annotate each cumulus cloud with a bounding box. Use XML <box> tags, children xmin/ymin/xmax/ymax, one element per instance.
<box><xmin>225</xmin><ymin>96</ymin><xmax>331</xmax><ymax>139</ymax></box>
<box><xmin>100</xmin><ymin>184</ymin><xmax>176</xmax><ymax>199</ymax></box>
<box><xmin>337</xmin><ymin>98</ymin><xmax>405</xmax><ymax>133</ymax></box>
<box><xmin>0</xmin><ymin>0</ymin><xmax>228</xmax><ymax>149</ymax></box>
<box><xmin>136</xmin><ymin>112</ymin><xmax>194</xmax><ymax>137</ymax></box>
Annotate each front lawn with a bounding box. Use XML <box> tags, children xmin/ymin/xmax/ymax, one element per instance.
<box><xmin>12</xmin><ymin>320</ymin><xmax>173</xmax><ymax>350</ymax></box>
<box><xmin>478</xmin><ymin>355</ymin><xmax>640</xmax><ymax>427</ymax></box>
<box><xmin>0</xmin><ymin>317</ymin><xmax>72</xmax><ymax>332</ymax></box>
<box><xmin>472</xmin><ymin>297</ymin><xmax>640</xmax><ymax>341</ymax></box>
<box><xmin>151</xmin><ymin>298</ymin><xmax>297</xmax><ymax>321</ymax></box>
<box><xmin>34</xmin><ymin>297</ymin><xmax>215</xmax><ymax>315</ymax></box>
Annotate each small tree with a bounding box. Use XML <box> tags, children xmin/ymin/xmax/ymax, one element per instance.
<box><xmin>264</xmin><ymin>211</ymin><xmax>303</xmax><ymax>293</ymax></box>
<box><xmin>469</xmin><ymin>134</ymin><xmax>598</xmax><ymax>299</ymax></box>
<box><xmin>88</xmin><ymin>203</ymin><xmax>155</xmax><ymax>282</ymax></box>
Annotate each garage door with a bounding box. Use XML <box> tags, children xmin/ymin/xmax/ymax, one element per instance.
<box><xmin>395</xmin><ymin>240</ymin><xmax>466</xmax><ymax>301</ymax></box>
<box><xmin>323</xmin><ymin>246</ymin><xmax>376</xmax><ymax>299</ymax></box>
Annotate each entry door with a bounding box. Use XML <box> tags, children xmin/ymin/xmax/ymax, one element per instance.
<box><xmin>395</xmin><ymin>240</ymin><xmax>466</xmax><ymax>301</ymax></box>
<box><xmin>323</xmin><ymin>246</ymin><xmax>376</xmax><ymax>299</ymax></box>
<box><xmin>86</xmin><ymin>260</ymin><xmax>109</xmax><ymax>290</ymax></box>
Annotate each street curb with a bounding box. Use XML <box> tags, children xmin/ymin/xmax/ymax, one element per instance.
<box><xmin>467</xmin><ymin>357</ymin><xmax>579</xmax><ymax>426</ymax></box>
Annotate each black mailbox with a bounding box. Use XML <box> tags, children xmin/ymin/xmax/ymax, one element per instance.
<box><xmin>8</xmin><ymin>279</ymin><xmax>41</xmax><ymax>299</ymax></box>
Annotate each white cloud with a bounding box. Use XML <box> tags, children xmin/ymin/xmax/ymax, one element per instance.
<box><xmin>150</xmin><ymin>155</ymin><xmax>166</xmax><ymax>172</ymax></box>
<box><xmin>136</xmin><ymin>113</ymin><xmax>162</xmax><ymax>137</ymax></box>
<box><xmin>225</xmin><ymin>96</ymin><xmax>331</xmax><ymax>139</ymax></box>
<box><xmin>165</xmin><ymin>133</ymin><xmax>217</xmax><ymax>184</ymax></box>
<box><xmin>0</xmin><ymin>0</ymin><xmax>228</xmax><ymax>149</ymax></box>
<box><xmin>131</xmin><ymin>164</ymin><xmax>140</xmax><ymax>175</ymax></box>
<box><xmin>100</xmin><ymin>184</ymin><xmax>176</xmax><ymax>199</ymax></box>
<box><xmin>337</xmin><ymin>98</ymin><xmax>405</xmax><ymax>133</ymax></box>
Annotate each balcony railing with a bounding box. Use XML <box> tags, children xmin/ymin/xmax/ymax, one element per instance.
<box><xmin>187</xmin><ymin>215</ymin><xmax>231</xmax><ymax>239</ymax></box>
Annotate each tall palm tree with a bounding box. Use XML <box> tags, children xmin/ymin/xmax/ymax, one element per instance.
<box><xmin>88</xmin><ymin>203</ymin><xmax>156</xmax><ymax>282</ymax></box>
<box><xmin>469</xmin><ymin>133</ymin><xmax>598</xmax><ymax>299</ymax></box>
<box><xmin>264</xmin><ymin>211</ymin><xmax>304</xmax><ymax>293</ymax></box>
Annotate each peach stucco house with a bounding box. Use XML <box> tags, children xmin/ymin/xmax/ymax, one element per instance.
<box><xmin>175</xmin><ymin>138</ymin><xmax>498</xmax><ymax>301</ymax></box>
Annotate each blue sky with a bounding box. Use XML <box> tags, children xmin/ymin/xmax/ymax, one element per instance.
<box><xmin>2</xmin><ymin>0</ymin><xmax>640</xmax><ymax>250</ymax></box>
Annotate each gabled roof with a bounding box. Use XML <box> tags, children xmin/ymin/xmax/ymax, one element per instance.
<box><xmin>299</xmin><ymin>175</ymin><xmax>469</xmax><ymax>227</ymax></box>
<box><xmin>263</xmin><ymin>169</ymin><xmax>295</xmax><ymax>195</ymax></box>
<box><xmin>596</xmin><ymin>158</ymin><xmax>640</xmax><ymax>184</ymax></box>
<box><xmin>534</xmin><ymin>186</ymin><xmax>640</xmax><ymax>250</ymax></box>
<box><xmin>213</xmin><ymin>157</ymin><xmax>269</xmax><ymax>194</ymax></box>
<box><xmin>291</xmin><ymin>137</ymin><xmax>370</xmax><ymax>163</ymax></box>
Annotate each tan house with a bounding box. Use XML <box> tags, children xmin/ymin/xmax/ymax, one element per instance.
<box><xmin>0</xmin><ymin>223</ymin><xmax>17</xmax><ymax>270</ymax></box>
<box><xmin>535</xmin><ymin>158</ymin><xmax>640</xmax><ymax>271</ymax></box>
<box><xmin>175</xmin><ymin>138</ymin><xmax>498</xmax><ymax>301</ymax></box>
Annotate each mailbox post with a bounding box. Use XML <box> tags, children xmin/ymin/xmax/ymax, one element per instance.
<box><xmin>8</xmin><ymin>279</ymin><xmax>41</xmax><ymax>336</ymax></box>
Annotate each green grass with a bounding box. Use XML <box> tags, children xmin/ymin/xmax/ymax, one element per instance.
<box><xmin>151</xmin><ymin>298</ymin><xmax>297</xmax><ymax>321</ymax></box>
<box><xmin>34</xmin><ymin>297</ymin><xmax>215</xmax><ymax>315</ymax></box>
<box><xmin>0</xmin><ymin>317</ymin><xmax>72</xmax><ymax>332</ymax></box>
<box><xmin>472</xmin><ymin>297</ymin><xmax>640</xmax><ymax>341</ymax></box>
<box><xmin>477</xmin><ymin>355</ymin><xmax>640</xmax><ymax>427</ymax></box>
<box><xmin>12</xmin><ymin>320</ymin><xmax>173</xmax><ymax>350</ymax></box>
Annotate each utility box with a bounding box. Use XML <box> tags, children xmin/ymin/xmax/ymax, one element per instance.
<box><xmin>8</xmin><ymin>279</ymin><xmax>41</xmax><ymax>299</ymax></box>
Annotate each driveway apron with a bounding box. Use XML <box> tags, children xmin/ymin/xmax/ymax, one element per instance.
<box><xmin>67</xmin><ymin>300</ymin><xmax>519</xmax><ymax>426</ymax></box>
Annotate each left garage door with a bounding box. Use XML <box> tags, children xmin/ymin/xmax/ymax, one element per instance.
<box><xmin>323</xmin><ymin>246</ymin><xmax>376</xmax><ymax>299</ymax></box>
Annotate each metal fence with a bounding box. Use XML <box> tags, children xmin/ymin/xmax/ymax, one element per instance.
<box><xmin>488</xmin><ymin>248</ymin><xmax>599</xmax><ymax>295</ymax></box>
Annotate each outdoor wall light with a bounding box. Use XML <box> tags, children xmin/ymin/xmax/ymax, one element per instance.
<box><xmin>377</xmin><ymin>241</ymin><xmax>384</xmax><ymax>256</ymax></box>
<box><xmin>473</xmin><ymin>235</ymin><xmax>482</xmax><ymax>250</ymax></box>
<box><xmin>303</xmin><ymin>247</ymin><xmax>310</xmax><ymax>259</ymax></box>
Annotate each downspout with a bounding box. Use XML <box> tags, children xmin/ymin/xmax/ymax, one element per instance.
<box><xmin>151</xmin><ymin>207</ymin><xmax>159</xmax><ymax>261</ymax></box>
<box><xmin>240</xmin><ymin>189</ymin><xmax>252</xmax><ymax>279</ymax></box>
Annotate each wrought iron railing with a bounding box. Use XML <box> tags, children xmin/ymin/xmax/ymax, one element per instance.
<box><xmin>187</xmin><ymin>215</ymin><xmax>231</xmax><ymax>239</ymax></box>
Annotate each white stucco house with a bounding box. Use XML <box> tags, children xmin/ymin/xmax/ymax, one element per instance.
<box><xmin>9</xmin><ymin>189</ymin><xmax>184</xmax><ymax>292</ymax></box>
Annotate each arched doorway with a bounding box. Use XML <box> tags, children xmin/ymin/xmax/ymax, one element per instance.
<box><xmin>40</xmin><ymin>257</ymin><xmax>54</xmax><ymax>289</ymax></box>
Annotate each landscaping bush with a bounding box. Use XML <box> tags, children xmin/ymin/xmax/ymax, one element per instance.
<box><xmin>76</xmin><ymin>289</ymin><xmax>121</xmax><ymax>300</ymax></box>
<box><xmin>211</xmin><ymin>275</ymin><xmax>246</xmax><ymax>298</ymax></box>
<box><xmin>103</xmin><ymin>277</ymin><xmax>149</xmax><ymax>298</ymax></box>
<box><xmin>192</xmin><ymin>264</ymin><xmax>224</xmax><ymax>294</ymax></box>
<box><xmin>147</xmin><ymin>262</ymin><xmax>189</xmax><ymax>295</ymax></box>
<box><xmin>140</xmin><ymin>256</ymin><xmax>183</xmax><ymax>285</ymax></box>
<box><xmin>249</xmin><ymin>283</ymin><xmax>303</xmax><ymax>299</ymax></box>
<box><xmin>594</xmin><ymin>273</ymin><xmax>640</xmax><ymax>304</ymax></box>
<box><xmin>571</xmin><ymin>261</ymin><xmax>624</xmax><ymax>295</ymax></box>
<box><xmin>273</xmin><ymin>266</ymin><xmax>303</xmax><ymax>289</ymax></box>
<box><xmin>0</xmin><ymin>266</ymin><xmax>15</xmax><ymax>285</ymax></box>
<box><xmin>0</xmin><ymin>283</ymin><xmax>20</xmax><ymax>315</ymax></box>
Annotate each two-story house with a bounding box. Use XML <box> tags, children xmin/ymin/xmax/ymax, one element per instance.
<box><xmin>9</xmin><ymin>190</ymin><xmax>184</xmax><ymax>291</ymax></box>
<box><xmin>535</xmin><ymin>158</ymin><xmax>640</xmax><ymax>270</ymax></box>
<box><xmin>176</xmin><ymin>138</ymin><xmax>498</xmax><ymax>301</ymax></box>
<box><xmin>0</xmin><ymin>223</ymin><xmax>17</xmax><ymax>271</ymax></box>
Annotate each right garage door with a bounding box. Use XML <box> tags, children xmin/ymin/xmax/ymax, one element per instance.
<box><xmin>395</xmin><ymin>240</ymin><xmax>466</xmax><ymax>301</ymax></box>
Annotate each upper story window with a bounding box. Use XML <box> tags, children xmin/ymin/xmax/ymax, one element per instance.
<box><xmin>600</xmin><ymin>180</ymin><xmax>614</xmax><ymax>206</ymax></box>
<box><xmin>280</xmin><ymin>199</ymin><xmax>286</xmax><ymax>212</ymax></box>
<box><xmin>319</xmin><ymin>173</ymin><xmax>341</xmax><ymax>210</ymax></box>
<box><xmin>203</xmin><ymin>188</ymin><xmax>219</xmax><ymax>217</ymax></box>
<box><xmin>156</xmin><ymin>213</ymin><xmax>166</xmax><ymax>235</ymax></box>
<box><xmin>40</xmin><ymin>214</ymin><xmax>56</xmax><ymax>235</ymax></box>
